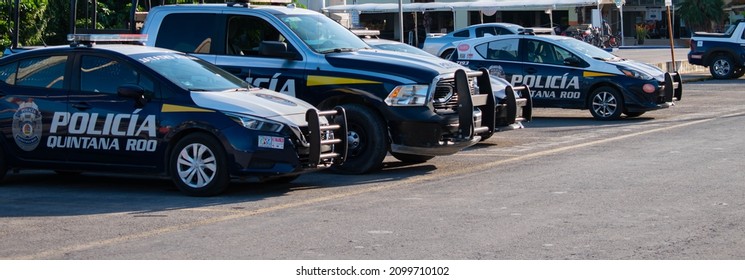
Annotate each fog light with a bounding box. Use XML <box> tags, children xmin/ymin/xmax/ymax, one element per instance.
<box><xmin>642</xmin><ymin>84</ymin><xmax>656</xmax><ymax>94</ymax></box>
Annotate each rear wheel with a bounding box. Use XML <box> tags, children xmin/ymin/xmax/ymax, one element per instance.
<box><xmin>589</xmin><ymin>86</ymin><xmax>624</xmax><ymax>120</ymax></box>
<box><xmin>169</xmin><ymin>133</ymin><xmax>229</xmax><ymax>196</ymax></box>
<box><xmin>330</xmin><ymin>104</ymin><xmax>388</xmax><ymax>174</ymax></box>
<box><xmin>709</xmin><ymin>54</ymin><xmax>735</xmax><ymax>79</ymax></box>
<box><xmin>440</xmin><ymin>49</ymin><xmax>454</xmax><ymax>59</ymax></box>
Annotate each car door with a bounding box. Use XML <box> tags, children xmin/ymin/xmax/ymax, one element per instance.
<box><xmin>459</xmin><ymin>38</ymin><xmax>523</xmax><ymax>88</ymax></box>
<box><xmin>65</xmin><ymin>52</ymin><xmax>162</xmax><ymax>167</ymax></box>
<box><xmin>516</xmin><ymin>39</ymin><xmax>586</xmax><ymax>108</ymax></box>
<box><xmin>213</xmin><ymin>14</ymin><xmax>308</xmax><ymax>98</ymax></box>
<box><xmin>0</xmin><ymin>53</ymin><xmax>71</xmax><ymax>164</ymax></box>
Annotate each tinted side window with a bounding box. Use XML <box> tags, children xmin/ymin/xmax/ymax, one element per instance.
<box><xmin>476</xmin><ymin>27</ymin><xmax>497</xmax><ymax>37</ymax></box>
<box><xmin>80</xmin><ymin>55</ymin><xmax>154</xmax><ymax>96</ymax></box>
<box><xmin>553</xmin><ymin>45</ymin><xmax>581</xmax><ymax>66</ymax></box>
<box><xmin>0</xmin><ymin>62</ymin><xmax>17</xmax><ymax>85</ymax></box>
<box><xmin>226</xmin><ymin>15</ymin><xmax>287</xmax><ymax>57</ymax></box>
<box><xmin>15</xmin><ymin>55</ymin><xmax>67</xmax><ymax>89</ymax></box>
<box><xmin>453</xmin><ymin>30</ymin><xmax>469</xmax><ymax>37</ymax></box>
<box><xmin>476</xmin><ymin>39</ymin><xmax>519</xmax><ymax>61</ymax></box>
<box><xmin>156</xmin><ymin>13</ymin><xmax>216</xmax><ymax>54</ymax></box>
<box><xmin>495</xmin><ymin>27</ymin><xmax>509</xmax><ymax>35</ymax></box>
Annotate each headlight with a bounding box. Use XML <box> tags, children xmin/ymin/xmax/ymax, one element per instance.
<box><xmin>385</xmin><ymin>84</ymin><xmax>429</xmax><ymax>106</ymax></box>
<box><xmin>618</xmin><ymin>66</ymin><xmax>653</xmax><ymax>80</ymax></box>
<box><xmin>226</xmin><ymin>113</ymin><xmax>284</xmax><ymax>133</ymax></box>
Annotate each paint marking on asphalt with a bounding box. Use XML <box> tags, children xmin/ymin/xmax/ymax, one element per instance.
<box><xmin>11</xmin><ymin>117</ymin><xmax>716</xmax><ymax>260</ymax></box>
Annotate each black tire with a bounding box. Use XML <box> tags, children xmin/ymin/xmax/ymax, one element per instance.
<box><xmin>624</xmin><ymin>111</ymin><xmax>645</xmax><ymax>118</ymax></box>
<box><xmin>169</xmin><ymin>133</ymin><xmax>229</xmax><ymax>196</ymax></box>
<box><xmin>260</xmin><ymin>174</ymin><xmax>300</xmax><ymax>184</ymax></box>
<box><xmin>440</xmin><ymin>49</ymin><xmax>454</xmax><ymax>59</ymax></box>
<box><xmin>589</xmin><ymin>86</ymin><xmax>624</xmax><ymax>120</ymax></box>
<box><xmin>330</xmin><ymin>104</ymin><xmax>388</xmax><ymax>174</ymax></box>
<box><xmin>733</xmin><ymin>67</ymin><xmax>745</xmax><ymax>79</ymax></box>
<box><xmin>390</xmin><ymin>152</ymin><xmax>434</xmax><ymax>163</ymax></box>
<box><xmin>709</xmin><ymin>54</ymin><xmax>735</xmax><ymax>79</ymax></box>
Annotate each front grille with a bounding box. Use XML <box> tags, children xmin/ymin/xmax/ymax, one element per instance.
<box><xmin>433</xmin><ymin>78</ymin><xmax>476</xmax><ymax>112</ymax></box>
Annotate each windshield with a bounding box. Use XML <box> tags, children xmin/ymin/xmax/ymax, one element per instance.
<box><xmin>554</xmin><ymin>37</ymin><xmax>620</xmax><ymax>61</ymax></box>
<box><xmin>278</xmin><ymin>14</ymin><xmax>369</xmax><ymax>53</ymax></box>
<box><xmin>135</xmin><ymin>53</ymin><xmax>248</xmax><ymax>91</ymax></box>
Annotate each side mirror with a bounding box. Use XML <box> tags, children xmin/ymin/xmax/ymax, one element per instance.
<box><xmin>563</xmin><ymin>56</ymin><xmax>582</xmax><ymax>67</ymax></box>
<box><xmin>259</xmin><ymin>41</ymin><xmax>300</xmax><ymax>60</ymax></box>
<box><xmin>118</xmin><ymin>84</ymin><xmax>147</xmax><ymax>108</ymax></box>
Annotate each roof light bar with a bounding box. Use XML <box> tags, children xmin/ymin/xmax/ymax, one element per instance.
<box><xmin>67</xmin><ymin>34</ymin><xmax>148</xmax><ymax>43</ymax></box>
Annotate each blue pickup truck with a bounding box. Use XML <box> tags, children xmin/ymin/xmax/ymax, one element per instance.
<box><xmin>688</xmin><ymin>20</ymin><xmax>745</xmax><ymax>79</ymax></box>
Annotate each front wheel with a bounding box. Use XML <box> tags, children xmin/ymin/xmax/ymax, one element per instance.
<box><xmin>710</xmin><ymin>54</ymin><xmax>735</xmax><ymax>79</ymax></box>
<box><xmin>169</xmin><ymin>133</ymin><xmax>229</xmax><ymax>196</ymax></box>
<box><xmin>589</xmin><ymin>86</ymin><xmax>624</xmax><ymax>120</ymax></box>
<box><xmin>330</xmin><ymin>104</ymin><xmax>388</xmax><ymax>174</ymax></box>
<box><xmin>733</xmin><ymin>67</ymin><xmax>745</xmax><ymax>79</ymax></box>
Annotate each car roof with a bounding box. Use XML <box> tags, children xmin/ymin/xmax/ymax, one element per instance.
<box><xmin>458</xmin><ymin>22</ymin><xmax>525</xmax><ymax>32</ymax></box>
<box><xmin>150</xmin><ymin>3</ymin><xmax>317</xmax><ymax>16</ymax></box>
<box><xmin>453</xmin><ymin>34</ymin><xmax>569</xmax><ymax>47</ymax></box>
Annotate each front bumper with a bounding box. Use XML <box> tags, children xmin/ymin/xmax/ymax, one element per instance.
<box><xmin>223</xmin><ymin>107</ymin><xmax>348</xmax><ymax>176</ymax></box>
<box><xmin>494</xmin><ymin>84</ymin><xmax>533</xmax><ymax>131</ymax></box>
<box><xmin>388</xmin><ymin>69</ymin><xmax>493</xmax><ymax>156</ymax></box>
<box><xmin>624</xmin><ymin>72</ymin><xmax>682</xmax><ymax>112</ymax></box>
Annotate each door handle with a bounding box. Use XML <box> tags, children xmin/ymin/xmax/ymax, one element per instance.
<box><xmin>525</xmin><ymin>68</ymin><xmax>538</xmax><ymax>74</ymax></box>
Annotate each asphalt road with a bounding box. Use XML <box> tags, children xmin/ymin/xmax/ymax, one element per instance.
<box><xmin>1</xmin><ymin>78</ymin><xmax>744</xmax><ymax>260</ymax></box>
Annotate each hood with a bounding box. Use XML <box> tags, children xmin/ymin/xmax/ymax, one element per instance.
<box><xmin>608</xmin><ymin>59</ymin><xmax>666</xmax><ymax>80</ymax></box>
<box><xmin>324</xmin><ymin>49</ymin><xmax>465</xmax><ymax>82</ymax></box>
<box><xmin>190</xmin><ymin>88</ymin><xmax>317</xmax><ymax>126</ymax></box>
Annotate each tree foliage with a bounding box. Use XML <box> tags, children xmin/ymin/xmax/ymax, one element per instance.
<box><xmin>678</xmin><ymin>0</ymin><xmax>725</xmax><ymax>33</ymax></box>
<box><xmin>1</xmin><ymin>0</ymin><xmax>48</xmax><ymax>47</ymax></box>
<box><xmin>2</xmin><ymin>0</ymin><xmax>310</xmax><ymax>49</ymax></box>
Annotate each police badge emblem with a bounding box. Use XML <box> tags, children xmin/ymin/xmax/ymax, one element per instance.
<box><xmin>12</xmin><ymin>100</ymin><xmax>43</xmax><ymax>151</ymax></box>
<box><xmin>488</xmin><ymin>65</ymin><xmax>506</xmax><ymax>80</ymax></box>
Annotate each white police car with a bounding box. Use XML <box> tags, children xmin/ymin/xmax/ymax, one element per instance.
<box><xmin>451</xmin><ymin>34</ymin><xmax>682</xmax><ymax>120</ymax></box>
<box><xmin>0</xmin><ymin>34</ymin><xmax>346</xmax><ymax>196</ymax></box>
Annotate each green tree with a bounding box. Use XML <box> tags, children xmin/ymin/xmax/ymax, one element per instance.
<box><xmin>2</xmin><ymin>0</ymin><xmax>309</xmax><ymax>49</ymax></box>
<box><xmin>1</xmin><ymin>0</ymin><xmax>48</xmax><ymax>48</ymax></box>
<box><xmin>678</xmin><ymin>0</ymin><xmax>725</xmax><ymax>32</ymax></box>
